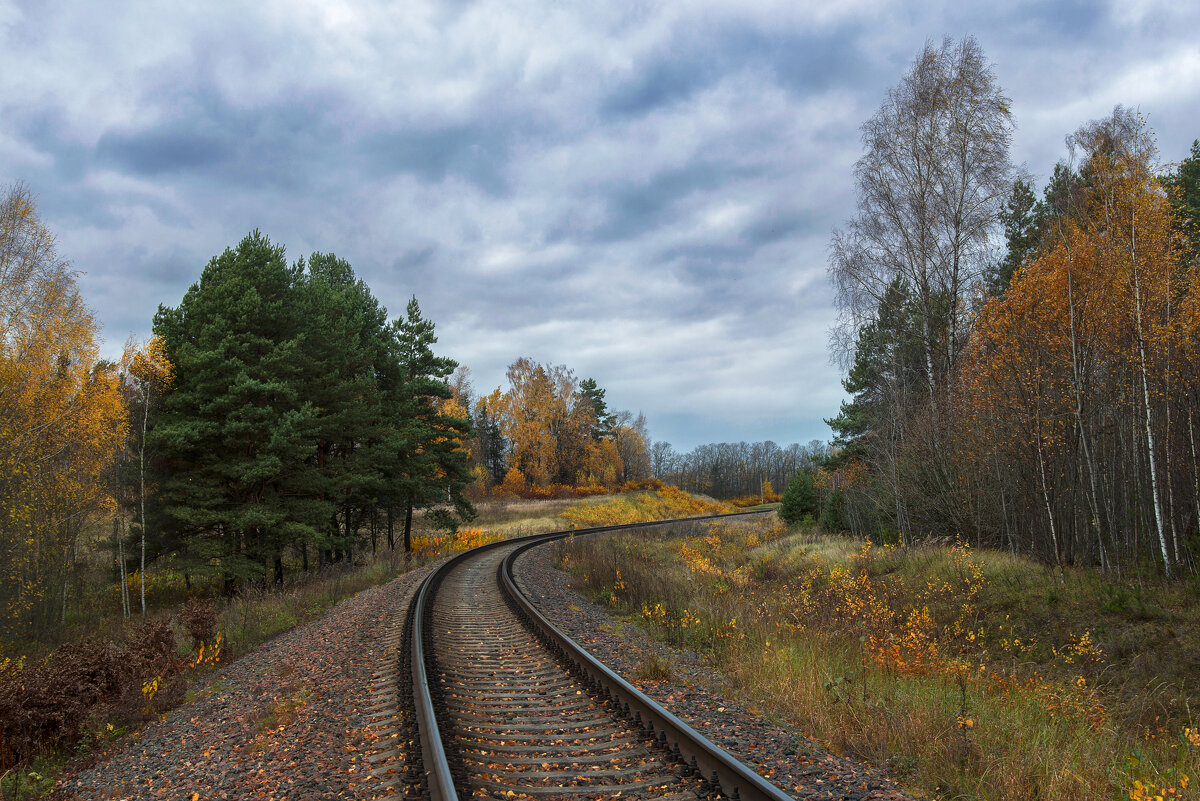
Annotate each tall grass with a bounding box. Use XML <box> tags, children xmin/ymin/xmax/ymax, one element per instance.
<box><xmin>559</xmin><ymin>517</ymin><xmax>1199</xmax><ymax>801</ymax></box>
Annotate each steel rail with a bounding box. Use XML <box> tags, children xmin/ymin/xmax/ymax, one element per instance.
<box><xmin>408</xmin><ymin>509</ymin><xmax>789</xmax><ymax>801</ymax></box>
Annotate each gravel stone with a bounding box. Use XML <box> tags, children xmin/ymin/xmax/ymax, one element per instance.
<box><xmin>56</xmin><ymin>564</ymin><xmax>436</xmax><ymax>801</ymax></box>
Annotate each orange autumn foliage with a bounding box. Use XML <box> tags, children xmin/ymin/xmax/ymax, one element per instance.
<box><xmin>483</xmin><ymin>358</ymin><xmax>649</xmax><ymax>494</ymax></box>
<box><xmin>961</xmin><ymin>117</ymin><xmax>1197</xmax><ymax>572</ymax></box>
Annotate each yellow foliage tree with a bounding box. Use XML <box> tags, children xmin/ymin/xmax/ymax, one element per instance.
<box><xmin>488</xmin><ymin>358</ymin><xmax>641</xmax><ymax>492</ymax></box>
<box><xmin>498</xmin><ymin>466</ymin><xmax>527</xmax><ymax>496</ymax></box>
<box><xmin>961</xmin><ymin>113</ymin><xmax>1196</xmax><ymax>574</ymax></box>
<box><xmin>580</xmin><ymin>439</ymin><xmax>621</xmax><ymax>487</ymax></box>
<box><xmin>495</xmin><ymin>358</ymin><xmax>564</xmax><ymax>486</ymax></box>
<box><xmin>0</xmin><ymin>184</ymin><xmax>126</xmax><ymax>646</ymax></box>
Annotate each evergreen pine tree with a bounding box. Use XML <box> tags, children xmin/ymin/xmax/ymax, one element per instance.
<box><xmin>292</xmin><ymin>252</ymin><xmax>390</xmax><ymax>567</ymax></box>
<box><xmin>578</xmin><ymin>377</ymin><xmax>616</xmax><ymax>440</ymax></box>
<box><xmin>778</xmin><ymin>470</ymin><xmax>816</xmax><ymax>525</ymax></box>
<box><xmin>474</xmin><ymin>402</ymin><xmax>508</xmax><ymax>487</ymax></box>
<box><xmin>826</xmin><ymin>279</ymin><xmax>926</xmax><ymax>464</ymax></box>
<box><xmin>385</xmin><ymin>297</ymin><xmax>475</xmax><ymax>552</ymax></box>
<box><xmin>1167</xmin><ymin>139</ymin><xmax>1200</xmax><ymax>262</ymax></box>
<box><xmin>150</xmin><ymin>232</ymin><xmax>319</xmax><ymax>591</ymax></box>
<box><xmin>820</xmin><ymin>487</ymin><xmax>847</xmax><ymax>532</ymax></box>
<box><xmin>987</xmin><ymin>179</ymin><xmax>1045</xmax><ymax>296</ymax></box>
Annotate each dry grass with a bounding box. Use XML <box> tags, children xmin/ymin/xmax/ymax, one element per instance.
<box><xmin>474</xmin><ymin>497</ymin><xmax>583</xmax><ymax>524</ymax></box>
<box><xmin>558</xmin><ymin>486</ymin><xmax>733</xmax><ymax>528</ymax></box>
<box><xmin>558</xmin><ymin>515</ymin><xmax>1200</xmax><ymax>801</ymax></box>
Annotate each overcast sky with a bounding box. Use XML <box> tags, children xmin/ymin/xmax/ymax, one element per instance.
<box><xmin>2</xmin><ymin>1</ymin><xmax>1198</xmax><ymax>451</ymax></box>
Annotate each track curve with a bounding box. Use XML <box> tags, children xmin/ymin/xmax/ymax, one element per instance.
<box><xmin>405</xmin><ymin>513</ymin><xmax>793</xmax><ymax>801</ymax></box>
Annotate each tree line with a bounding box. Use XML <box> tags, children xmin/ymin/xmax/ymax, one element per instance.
<box><xmin>146</xmin><ymin>232</ymin><xmax>475</xmax><ymax>593</ymax></box>
<box><xmin>649</xmin><ymin>439</ymin><xmax>829</xmax><ymax>501</ymax></box>
<box><xmin>0</xmin><ymin>184</ymin><xmax>127</xmax><ymax>643</ymax></box>
<box><xmin>825</xmin><ymin>36</ymin><xmax>1200</xmax><ymax>576</ymax></box>
<box><xmin>0</xmin><ymin>200</ymin><xmax>669</xmax><ymax>647</ymax></box>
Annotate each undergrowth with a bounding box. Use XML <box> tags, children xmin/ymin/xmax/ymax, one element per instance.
<box><xmin>558</xmin><ymin>516</ymin><xmax>1200</xmax><ymax>801</ymax></box>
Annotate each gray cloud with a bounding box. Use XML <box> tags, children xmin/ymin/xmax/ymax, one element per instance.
<box><xmin>600</xmin><ymin>47</ymin><xmax>719</xmax><ymax>117</ymax></box>
<box><xmin>590</xmin><ymin>161</ymin><xmax>759</xmax><ymax>243</ymax></box>
<box><xmin>97</xmin><ymin>128</ymin><xmax>230</xmax><ymax>176</ymax></box>
<box><xmin>2</xmin><ymin>0</ymin><xmax>1198</xmax><ymax>450</ymax></box>
<box><xmin>364</xmin><ymin>123</ymin><xmax>514</xmax><ymax>195</ymax></box>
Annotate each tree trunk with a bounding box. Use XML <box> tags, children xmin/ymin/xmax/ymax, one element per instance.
<box><xmin>1189</xmin><ymin>409</ymin><xmax>1200</xmax><ymax>570</ymax></box>
<box><xmin>1035</xmin><ymin>376</ymin><xmax>1061</xmax><ymax>569</ymax></box>
<box><xmin>1164</xmin><ymin>290</ymin><xmax>1182</xmax><ymax>570</ymax></box>
<box><xmin>116</xmin><ymin>517</ymin><xmax>129</xmax><ymax>619</ymax></box>
<box><xmin>1062</xmin><ymin>235</ymin><xmax>1108</xmax><ymax>570</ymax></box>
<box><xmin>61</xmin><ymin>544</ymin><xmax>70</xmax><ymax>626</ymax></box>
<box><xmin>139</xmin><ymin>396</ymin><xmax>149</xmax><ymax>616</ymax></box>
<box><xmin>403</xmin><ymin>502</ymin><xmax>414</xmax><ymax>554</ymax></box>
<box><xmin>1131</xmin><ymin>225</ymin><xmax>1172</xmax><ymax>578</ymax></box>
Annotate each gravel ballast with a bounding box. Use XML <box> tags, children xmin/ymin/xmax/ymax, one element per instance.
<box><xmin>58</xmin><ymin>565</ymin><xmax>433</xmax><ymax>801</ymax></box>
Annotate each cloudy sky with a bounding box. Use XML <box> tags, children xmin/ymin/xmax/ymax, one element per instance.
<box><xmin>2</xmin><ymin>1</ymin><xmax>1197</xmax><ymax>450</ymax></box>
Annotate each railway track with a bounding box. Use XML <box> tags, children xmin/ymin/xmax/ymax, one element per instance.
<box><xmin>396</xmin><ymin>513</ymin><xmax>795</xmax><ymax>801</ymax></box>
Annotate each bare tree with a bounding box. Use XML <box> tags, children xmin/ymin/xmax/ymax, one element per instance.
<box><xmin>830</xmin><ymin>36</ymin><xmax>1015</xmax><ymax>399</ymax></box>
<box><xmin>650</xmin><ymin>440</ymin><xmax>676</xmax><ymax>480</ymax></box>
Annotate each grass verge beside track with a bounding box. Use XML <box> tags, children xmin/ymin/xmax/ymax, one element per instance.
<box><xmin>557</xmin><ymin>514</ymin><xmax>1200</xmax><ymax>801</ymax></box>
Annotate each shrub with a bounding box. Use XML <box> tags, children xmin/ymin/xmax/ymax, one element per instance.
<box><xmin>559</xmin><ymin>487</ymin><xmax>732</xmax><ymax>528</ymax></box>
<box><xmin>122</xmin><ymin>620</ymin><xmax>178</xmax><ymax>685</ymax></box>
<box><xmin>819</xmin><ymin>486</ymin><xmax>847</xmax><ymax>531</ymax></box>
<box><xmin>0</xmin><ymin>619</ymin><xmax>181</xmax><ymax>773</ymax></box>
<box><xmin>0</xmin><ymin>639</ymin><xmax>121</xmax><ymax>770</ymax></box>
<box><xmin>181</xmin><ymin>597</ymin><xmax>218</xmax><ymax>646</ymax></box>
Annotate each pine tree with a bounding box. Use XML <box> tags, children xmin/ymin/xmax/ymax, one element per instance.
<box><xmin>473</xmin><ymin>397</ymin><xmax>508</xmax><ymax>487</ymax></box>
<box><xmin>988</xmin><ymin>179</ymin><xmax>1045</xmax><ymax>295</ymax></box>
<box><xmin>292</xmin><ymin>252</ymin><xmax>390</xmax><ymax>569</ymax></box>
<box><xmin>384</xmin><ymin>297</ymin><xmax>475</xmax><ymax>552</ymax></box>
<box><xmin>578</xmin><ymin>378</ymin><xmax>616</xmax><ymax>440</ymax></box>
<box><xmin>150</xmin><ymin>231</ymin><xmax>320</xmax><ymax>591</ymax></box>
<box><xmin>1167</xmin><ymin>139</ymin><xmax>1200</xmax><ymax>262</ymax></box>
<box><xmin>826</xmin><ymin>279</ymin><xmax>927</xmax><ymax>463</ymax></box>
<box><xmin>778</xmin><ymin>471</ymin><xmax>816</xmax><ymax>525</ymax></box>
<box><xmin>820</xmin><ymin>488</ymin><xmax>847</xmax><ymax>532</ymax></box>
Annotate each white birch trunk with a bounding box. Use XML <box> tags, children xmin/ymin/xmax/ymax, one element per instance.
<box><xmin>1130</xmin><ymin>216</ymin><xmax>1172</xmax><ymax>578</ymax></box>
<box><xmin>140</xmin><ymin>391</ymin><xmax>149</xmax><ymax>615</ymax></box>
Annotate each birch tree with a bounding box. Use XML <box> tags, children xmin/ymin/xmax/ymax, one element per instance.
<box><xmin>827</xmin><ymin>36</ymin><xmax>1015</xmax><ymax>540</ymax></box>
<box><xmin>0</xmin><ymin>184</ymin><xmax>126</xmax><ymax>643</ymax></box>
<box><xmin>830</xmin><ymin>35</ymin><xmax>1015</xmax><ymax>405</ymax></box>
